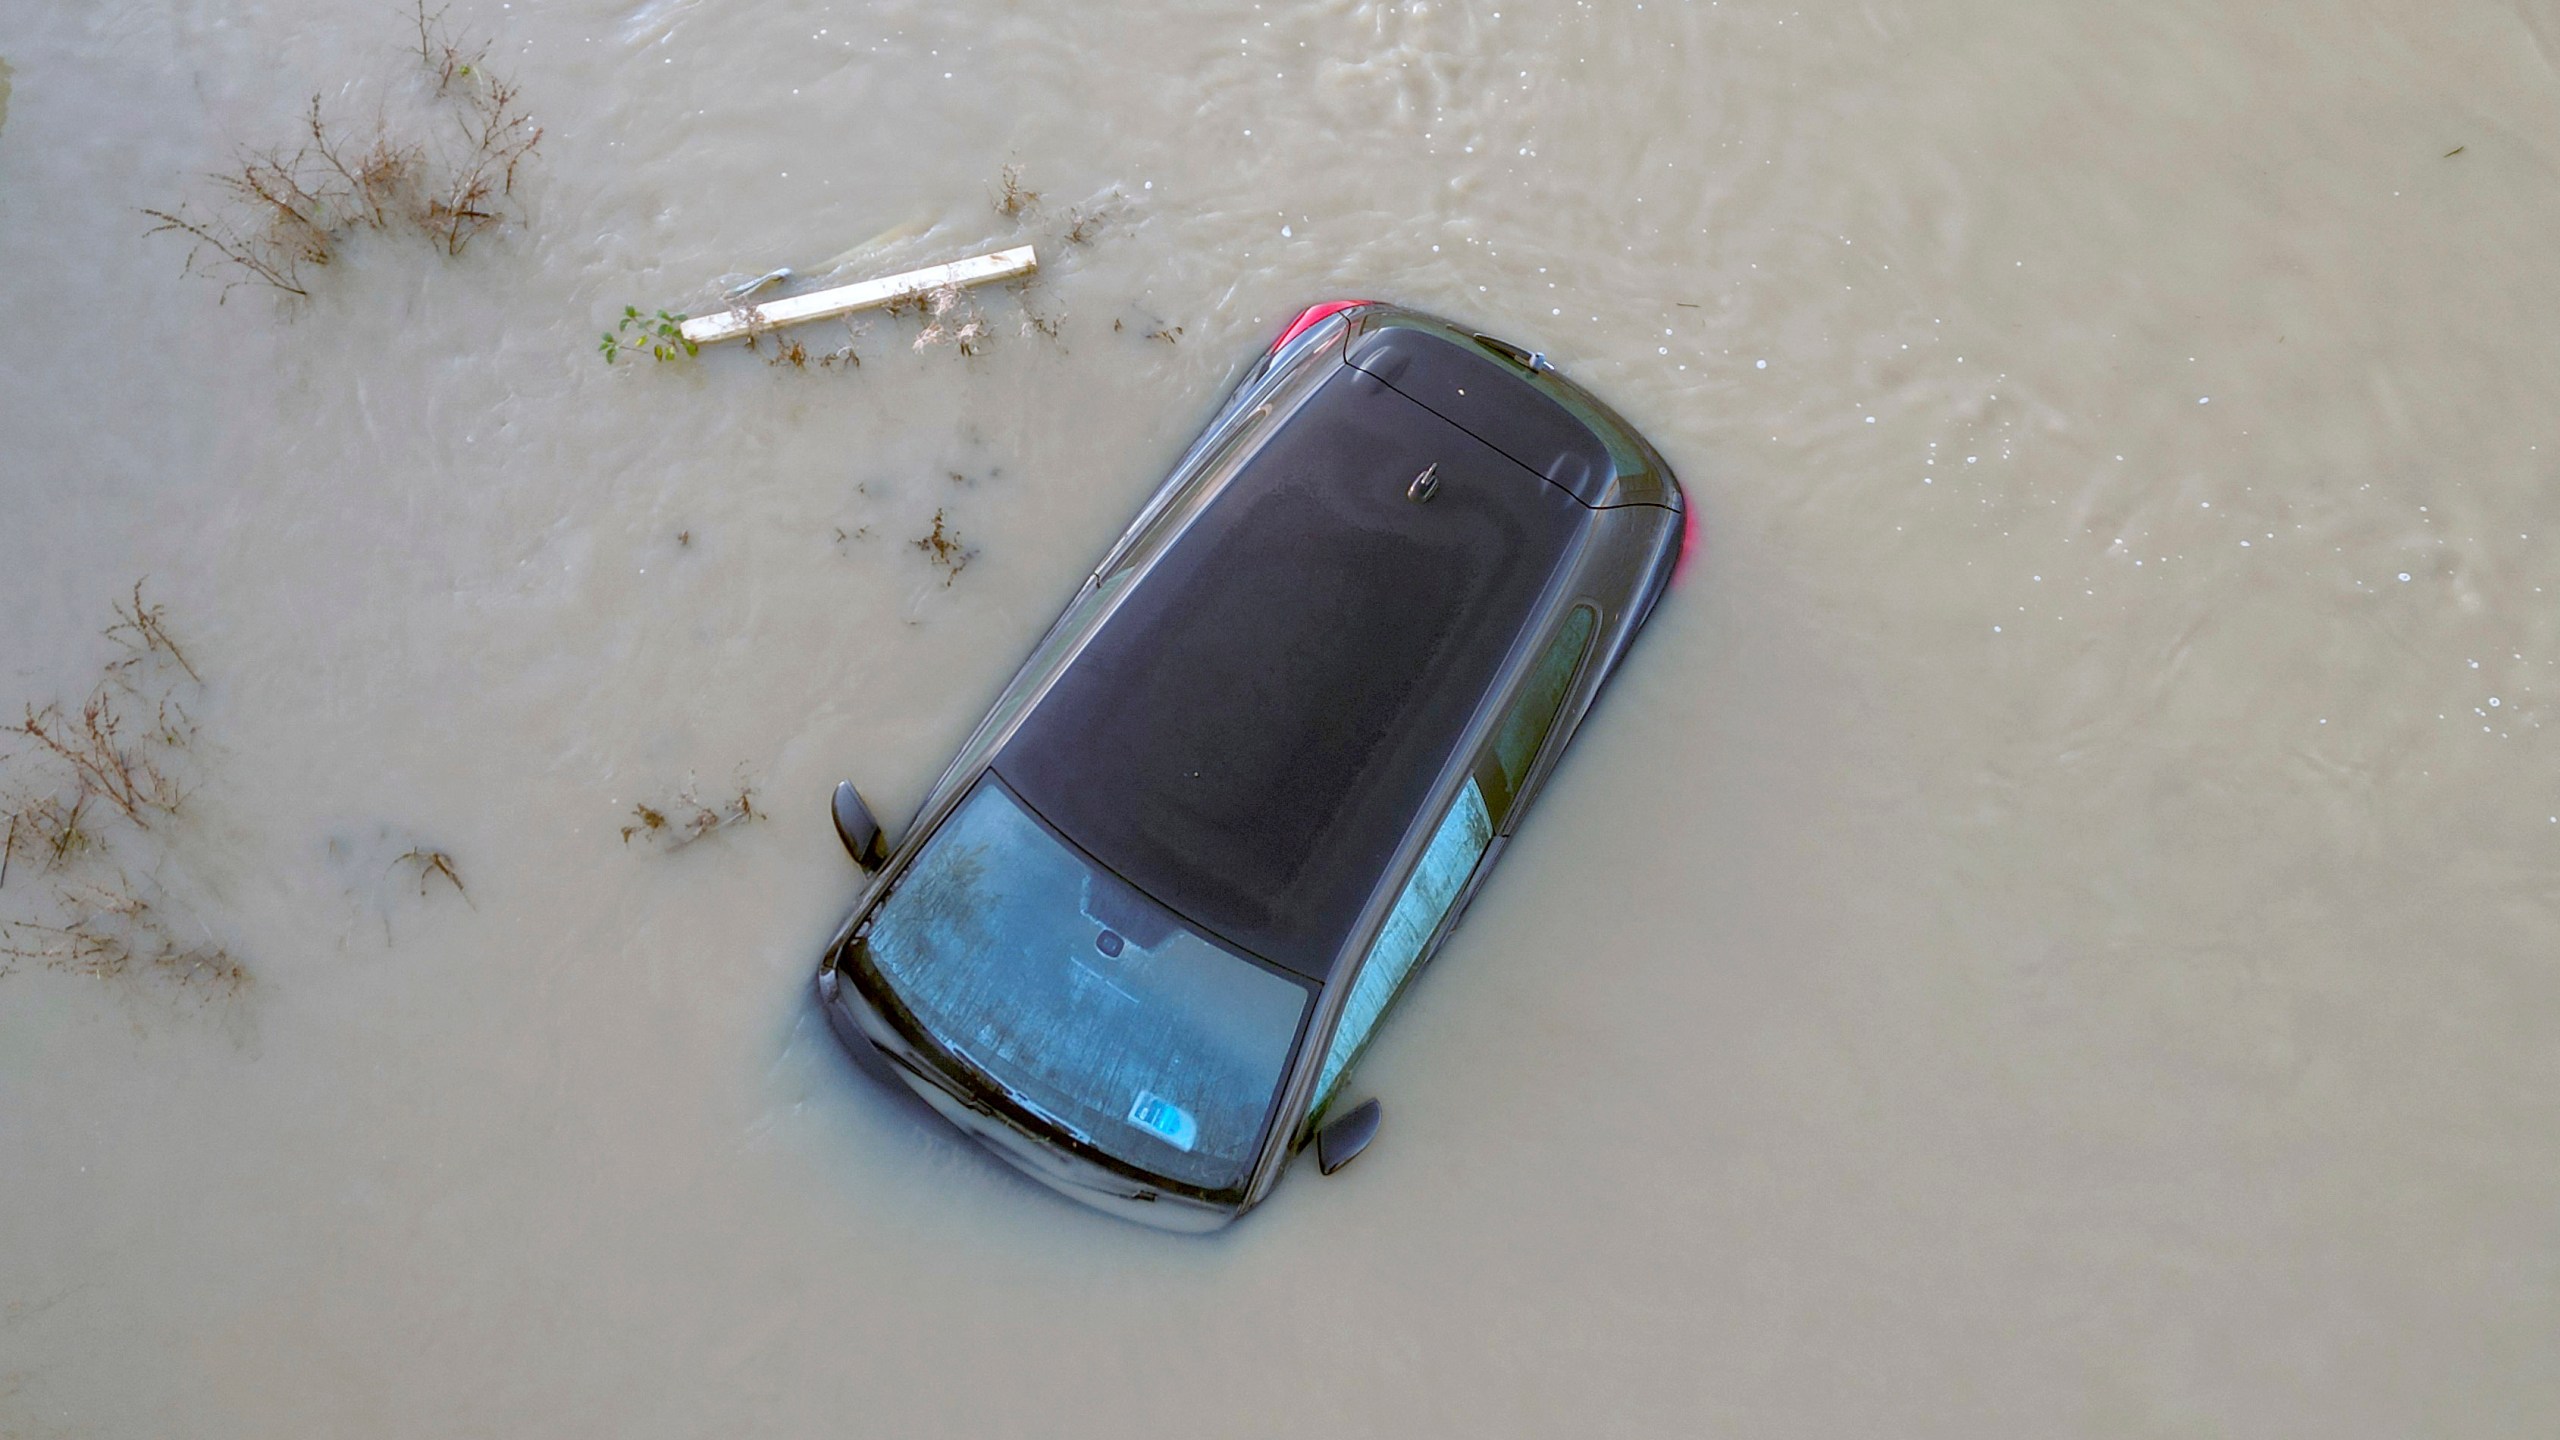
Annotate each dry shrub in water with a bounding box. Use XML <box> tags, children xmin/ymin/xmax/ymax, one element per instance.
<box><xmin>621</xmin><ymin>777</ymin><xmax>761</xmax><ymax>851</ymax></box>
<box><xmin>142</xmin><ymin>98</ymin><xmax>421</xmax><ymax>300</ymax></box>
<box><xmin>411</xmin><ymin>0</ymin><xmax>487</xmax><ymax>94</ymax></box>
<box><xmin>145</xmin><ymin>2</ymin><xmax>542</xmax><ymax>300</ymax></box>
<box><xmin>3</xmin><ymin>882</ymin><xmax>246</xmax><ymax>994</ymax></box>
<box><xmin>1</xmin><ymin>585</ymin><xmax>242</xmax><ymax>995</ymax></box>
<box><xmin>8</xmin><ymin>583</ymin><xmax>197</xmax><ymax>834</ymax></box>
<box><xmin>420</xmin><ymin>69</ymin><xmax>541</xmax><ymax>257</ymax></box>
<box><xmin>9</xmin><ymin>693</ymin><xmax>187</xmax><ymax>831</ymax></box>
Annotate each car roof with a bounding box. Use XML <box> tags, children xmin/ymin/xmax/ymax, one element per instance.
<box><xmin>994</xmin><ymin>342</ymin><xmax>1597</xmax><ymax>981</ymax></box>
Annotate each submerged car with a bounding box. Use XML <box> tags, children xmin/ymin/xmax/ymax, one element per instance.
<box><xmin>815</xmin><ymin>300</ymin><xmax>1687</xmax><ymax>1230</ymax></box>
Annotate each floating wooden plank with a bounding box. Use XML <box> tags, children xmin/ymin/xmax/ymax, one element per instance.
<box><xmin>678</xmin><ymin>245</ymin><xmax>1038</xmax><ymax>347</ymax></box>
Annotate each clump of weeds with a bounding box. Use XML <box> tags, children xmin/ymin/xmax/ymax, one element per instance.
<box><xmin>621</xmin><ymin>776</ymin><xmax>762</xmax><ymax>851</ymax></box>
<box><xmin>992</xmin><ymin>162</ymin><xmax>1040</xmax><ymax>219</ymax></box>
<box><xmin>0</xmin><ymin>584</ymin><xmax>243</xmax><ymax>998</ymax></box>
<box><xmin>145</xmin><ymin>2</ymin><xmax>542</xmax><ymax>302</ymax></box>
<box><xmin>913</xmin><ymin>508</ymin><xmax>977</xmax><ymax>585</ymax></box>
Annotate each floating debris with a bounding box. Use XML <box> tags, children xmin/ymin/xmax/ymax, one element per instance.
<box><xmin>680</xmin><ymin>245</ymin><xmax>1037</xmax><ymax>348</ymax></box>
<box><xmin>913</xmin><ymin>508</ymin><xmax>977</xmax><ymax>585</ymax></box>
<box><xmin>620</xmin><ymin>777</ymin><xmax>762</xmax><ymax>850</ymax></box>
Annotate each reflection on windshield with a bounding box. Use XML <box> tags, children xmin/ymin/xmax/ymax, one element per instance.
<box><xmin>857</xmin><ymin>775</ymin><xmax>1310</xmax><ymax>1194</ymax></box>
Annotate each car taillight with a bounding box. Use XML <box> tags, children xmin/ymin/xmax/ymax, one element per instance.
<box><xmin>1674</xmin><ymin>502</ymin><xmax>1700</xmax><ymax>582</ymax></box>
<box><xmin>1272</xmin><ymin>300</ymin><xmax>1370</xmax><ymax>352</ymax></box>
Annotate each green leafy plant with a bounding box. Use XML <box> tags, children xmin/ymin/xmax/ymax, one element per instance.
<box><xmin>600</xmin><ymin>306</ymin><xmax>697</xmax><ymax>364</ymax></box>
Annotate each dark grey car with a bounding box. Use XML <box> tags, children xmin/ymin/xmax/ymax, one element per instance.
<box><xmin>816</xmin><ymin>301</ymin><xmax>1688</xmax><ymax>1230</ymax></box>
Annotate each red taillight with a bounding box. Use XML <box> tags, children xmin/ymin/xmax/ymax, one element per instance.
<box><xmin>1273</xmin><ymin>300</ymin><xmax>1370</xmax><ymax>352</ymax></box>
<box><xmin>1674</xmin><ymin>503</ymin><xmax>1700</xmax><ymax>582</ymax></box>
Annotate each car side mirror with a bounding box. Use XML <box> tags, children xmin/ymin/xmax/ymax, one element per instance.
<box><xmin>1314</xmin><ymin>1097</ymin><xmax>1382</xmax><ymax>1175</ymax></box>
<box><xmin>832</xmin><ymin>781</ymin><xmax>890</xmax><ymax>870</ymax></box>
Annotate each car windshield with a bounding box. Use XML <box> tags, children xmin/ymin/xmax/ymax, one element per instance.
<box><xmin>853</xmin><ymin>775</ymin><xmax>1312</xmax><ymax>1195</ymax></box>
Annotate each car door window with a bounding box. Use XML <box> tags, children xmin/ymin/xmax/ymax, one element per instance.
<box><xmin>1481</xmin><ymin>604</ymin><xmax>1596</xmax><ymax>827</ymax></box>
<box><xmin>1304</xmin><ymin>605</ymin><xmax>1598</xmax><ymax>1122</ymax></box>
<box><xmin>1308</xmin><ymin>778</ymin><xmax>1492</xmax><ymax>1116</ymax></box>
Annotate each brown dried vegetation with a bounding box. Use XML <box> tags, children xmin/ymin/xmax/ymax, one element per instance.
<box><xmin>8</xmin><ymin>585</ymin><xmax>196</xmax><ymax>834</ymax></box>
<box><xmin>876</xmin><ymin>282</ymin><xmax>991</xmax><ymax>357</ymax></box>
<box><xmin>912</xmin><ymin>508</ymin><xmax>977</xmax><ymax>585</ymax></box>
<box><xmin>145</xmin><ymin>3</ymin><xmax>542</xmax><ymax>300</ymax></box>
<box><xmin>396</xmin><ymin>847</ymin><xmax>467</xmax><ymax>899</ymax></box>
<box><xmin>1062</xmin><ymin>192</ymin><xmax>1123</xmax><ymax>247</ymax></box>
<box><xmin>738</xmin><ymin>311</ymin><xmax>864</xmax><ymax>371</ymax></box>
<box><xmin>1</xmin><ymin>585</ymin><xmax>242</xmax><ymax>996</ymax></box>
<box><xmin>411</xmin><ymin>0</ymin><xmax>487</xmax><ymax>94</ymax></box>
<box><xmin>421</xmin><ymin>69</ymin><xmax>542</xmax><ymax>257</ymax></box>
<box><xmin>992</xmin><ymin>162</ymin><xmax>1040</xmax><ymax>219</ymax></box>
<box><xmin>4</xmin><ymin>883</ymin><xmax>248</xmax><ymax>994</ymax></box>
<box><xmin>621</xmin><ymin>778</ymin><xmax>762</xmax><ymax>851</ymax></box>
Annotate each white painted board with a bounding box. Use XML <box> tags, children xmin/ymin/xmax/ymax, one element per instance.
<box><xmin>678</xmin><ymin>245</ymin><xmax>1038</xmax><ymax>346</ymax></box>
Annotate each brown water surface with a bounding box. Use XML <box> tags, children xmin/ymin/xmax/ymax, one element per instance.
<box><xmin>3</xmin><ymin>0</ymin><xmax>2556</xmax><ymax>1433</ymax></box>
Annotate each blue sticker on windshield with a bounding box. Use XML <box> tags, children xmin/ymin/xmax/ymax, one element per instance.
<box><xmin>1127</xmin><ymin>1091</ymin><xmax>1198</xmax><ymax>1152</ymax></box>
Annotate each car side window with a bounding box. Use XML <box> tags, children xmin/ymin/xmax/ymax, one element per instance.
<box><xmin>1308</xmin><ymin>778</ymin><xmax>1492</xmax><ymax>1118</ymax></box>
<box><xmin>1303</xmin><ymin>606</ymin><xmax>1598</xmax><ymax>1123</ymax></box>
<box><xmin>1481</xmin><ymin>604</ymin><xmax>1596</xmax><ymax>827</ymax></box>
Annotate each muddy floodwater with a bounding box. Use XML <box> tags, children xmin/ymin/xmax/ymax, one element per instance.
<box><xmin>4</xmin><ymin>0</ymin><xmax>2557</xmax><ymax>1433</ymax></box>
